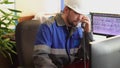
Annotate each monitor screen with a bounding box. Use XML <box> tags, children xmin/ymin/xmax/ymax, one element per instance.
<box><xmin>90</xmin><ymin>35</ymin><xmax>120</xmax><ymax>68</ymax></box>
<box><xmin>90</xmin><ymin>12</ymin><xmax>120</xmax><ymax>36</ymax></box>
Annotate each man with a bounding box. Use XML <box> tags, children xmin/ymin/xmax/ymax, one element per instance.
<box><xmin>33</xmin><ymin>0</ymin><xmax>93</xmax><ymax>68</ymax></box>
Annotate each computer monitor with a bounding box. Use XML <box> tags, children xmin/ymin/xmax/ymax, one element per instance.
<box><xmin>90</xmin><ymin>12</ymin><xmax>120</xmax><ymax>36</ymax></box>
<box><xmin>90</xmin><ymin>35</ymin><xmax>120</xmax><ymax>68</ymax></box>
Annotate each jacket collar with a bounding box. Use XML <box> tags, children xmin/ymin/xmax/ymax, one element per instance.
<box><xmin>55</xmin><ymin>13</ymin><xmax>66</xmax><ymax>26</ymax></box>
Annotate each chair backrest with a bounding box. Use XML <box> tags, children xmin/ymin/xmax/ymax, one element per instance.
<box><xmin>15</xmin><ymin>20</ymin><xmax>40</xmax><ymax>68</ymax></box>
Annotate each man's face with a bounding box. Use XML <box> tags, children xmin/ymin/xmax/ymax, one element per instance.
<box><xmin>66</xmin><ymin>8</ymin><xmax>83</xmax><ymax>27</ymax></box>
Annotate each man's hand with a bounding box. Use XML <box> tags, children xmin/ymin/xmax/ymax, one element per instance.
<box><xmin>80</xmin><ymin>15</ymin><xmax>91</xmax><ymax>32</ymax></box>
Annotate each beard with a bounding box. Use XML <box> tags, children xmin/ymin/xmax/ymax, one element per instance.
<box><xmin>67</xmin><ymin>17</ymin><xmax>78</xmax><ymax>27</ymax></box>
<box><xmin>67</xmin><ymin>16</ymin><xmax>76</xmax><ymax>27</ymax></box>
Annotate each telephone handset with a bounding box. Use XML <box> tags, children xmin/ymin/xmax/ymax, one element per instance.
<box><xmin>81</xmin><ymin>23</ymin><xmax>86</xmax><ymax>29</ymax></box>
<box><xmin>69</xmin><ymin>22</ymin><xmax>86</xmax><ymax>37</ymax></box>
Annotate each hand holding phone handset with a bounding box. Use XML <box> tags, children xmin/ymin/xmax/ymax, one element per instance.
<box><xmin>80</xmin><ymin>15</ymin><xmax>91</xmax><ymax>32</ymax></box>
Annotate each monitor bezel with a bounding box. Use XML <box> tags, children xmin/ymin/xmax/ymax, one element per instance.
<box><xmin>90</xmin><ymin>12</ymin><xmax>120</xmax><ymax>36</ymax></box>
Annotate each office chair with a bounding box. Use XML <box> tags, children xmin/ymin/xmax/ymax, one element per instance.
<box><xmin>15</xmin><ymin>20</ymin><xmax>40</xmax><ymax>68</ymax></box>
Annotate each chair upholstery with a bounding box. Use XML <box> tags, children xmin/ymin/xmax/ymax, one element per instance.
<box><xmin>15</xmin><ymin>20</ymin><xmax>40</xmax><ymax>68</ymax></box>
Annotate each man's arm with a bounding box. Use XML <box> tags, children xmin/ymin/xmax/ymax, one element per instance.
<box><xmin>33</xmin><ymin>46</ymin><xmax>57</xmax><ymax>68</ymax></box>
<box><xmin>76</xmin><ymin>15</ymin><xmax>94</xmax><ymax>60</ymax></box>
<box><xmin>80</xmin><ymin>14</ymin><xmax>94</xmax><ymax>41</ymax></box>
<box><xmin>33</xmin><ymin>24</ymin><xmax>57</xmax><ymax>68</ymax></box>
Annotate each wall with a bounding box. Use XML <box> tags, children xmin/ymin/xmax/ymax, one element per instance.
<box><xmin>16</xmin><ymin>0</ymin><xmax>61</xmax><ymax>16</ymax></box>
<box><xmin>81</xmin><ymin>0</ymin><xmax>120</xmax><ymax>14</ymax></box>
<box><xmin>16</xmin><ymin>0</ymin><xmax>120</xmax><ymax>16</ymax></box>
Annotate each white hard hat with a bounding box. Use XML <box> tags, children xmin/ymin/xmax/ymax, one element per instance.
<box><xmin>64</xmin><ymin>0</ymin><xmax>84</xmax><ymax>14</ymax></box>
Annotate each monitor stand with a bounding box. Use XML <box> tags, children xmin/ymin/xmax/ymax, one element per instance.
<box><xmin>106</xmin><ymin>35</ymin><xmax>114</xmax><ymax>38</ymax></box>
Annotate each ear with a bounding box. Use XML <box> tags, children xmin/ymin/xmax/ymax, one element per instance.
<box><xmin>63</xmin><ymin>6</ymin><xmax>69</xmax><ymax>14</ymax></box>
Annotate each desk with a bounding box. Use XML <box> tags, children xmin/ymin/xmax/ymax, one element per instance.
<box><xmin>18</xmin><ymin>15</ymin><xmax>34</xmax><ymax>23</ymax></box>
